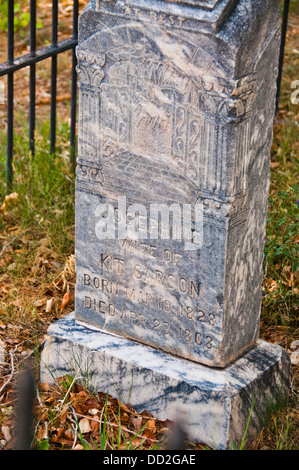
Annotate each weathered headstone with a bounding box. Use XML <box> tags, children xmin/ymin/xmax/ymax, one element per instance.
<box><xmin>41</xmin><ymin>0</ymin><xmax>290</xmax><ymax>449</ymax></box>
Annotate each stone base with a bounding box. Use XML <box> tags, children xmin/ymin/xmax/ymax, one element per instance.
<box><xmin>40</xmin><ymin>313</ymin><xmax>290</xmax><ymax>450</ymax></box>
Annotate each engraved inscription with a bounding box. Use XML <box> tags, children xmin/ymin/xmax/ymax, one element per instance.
<box><xmin>78</xmin><ymin>235</ymin><xmax>218</xmax><ymax>354</ymax></box>
<box><xmin>95</xmin><ymin>0</ymin><xmax>240</xmax><ymax>32</ymax></box>
<box><xmin>123</xmin><ymin>5</ymin><xmax>185</xmax><ymax>28</ymax></box>
<box><xmin>82</xmin><ymin>285</ymin><xmax>216</xmax><ymax>351</ymax></box>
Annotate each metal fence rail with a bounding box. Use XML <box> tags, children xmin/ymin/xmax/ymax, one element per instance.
<box><xmin>0</xmin><ymin>0</ymin><xmax>79</xmax><ymax>191</ymax></box>
<box><xmin>0</xmin><ymin>0</ymin><xmax>290</xmax><ymax>192</ymax></box>
<box><xmin>276</xmin><ymin>0</ymin><xmax>290</xmax><ymax>114</ymax></box>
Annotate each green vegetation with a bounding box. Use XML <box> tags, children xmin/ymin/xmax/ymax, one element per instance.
<box><xmin>0</xmin><ymin>116</ymin><xmax>75</xmax><ymax>264</ymax></box>
<box><xmin>0</xmin><ymin>0</ymin><xmax>43</xmax><ymax>34</ymax></box>
<box><xmin>0</xmin><ymin>116</ymin><xmax>75</xmax><ymax>349</ymax></box>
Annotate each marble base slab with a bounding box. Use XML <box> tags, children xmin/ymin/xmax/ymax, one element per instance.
<box><xmin>40</xmin><ymin>312</ymin><xmax>290</xmax><ymax>450</ymax></box>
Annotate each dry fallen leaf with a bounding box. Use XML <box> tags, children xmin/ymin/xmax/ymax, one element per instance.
<box><xmin>52</xmin><ymin>436</ymin><xmax>74</xmax><ymax>446</ymax></box>
<box><xmin>146</xmin><ymin>419</ymin><xmax>156</xmax><ymax>431</ymax></box>
<box><xmin>33</xmin><ymin>298</ymin><xmax>48</xmax><ymax>308</ymax></box>
<box><xmin>63</xmin><ymin>428</ymin><xmax>75</xmax><ymax>440</ymax></box>
<box><xmin>45</xmin><ymin>396</ymin><xmax>56</xmax><ymax>405</ymax></box>
<box><xmin>37</xmin><ymin>424</ymin><xmax>48</xmax><ymax>441</ymax></box>
<box><xmin>39</xmin><ymin>382</ymin><xmax>52</xmax><ymax>392</ymax></box>
<box><xmin>74</xmin><ymin>391</ymin><xmax>89</xmax><ymax>402</ymax></box>
<box><xmin>131</xmin><ymin>416</ymin><xmax>143</xmax><ymax>432</ymax></box>
<box><xmin>78</xmin><ymin>417</ymin><xmax>91</xmax><ymax>434</ymax></box>
<box><xmin>0</xmin><ymin>193</ymin><xmax>19</xmax><ymax>214</ymax></box>
<box><xmin>59</xmin><ymin>406</ymin><xmax>69</xmax><ymax>425</ymax></box>
<box><xmin>46</xmin><ymin>298</ymin><xmax>55</xmax><ymax>313</ymax></box>
<box><xmin>290</xmin><ymin>340</ymin><xmax>299</xmax><ymax>350</ymax></box>
<box><xmin>2</xmin><ymin>425</ymin><xmax>12</xmax><ymax>443</ymax></box>
<box><xmin>5</xmin><ymin>337</ymin><xmax>20</xmax><ymax>345</ymax></box>
<box><xmin>60</xmin><ymin>291</ymin><xmax>71</xmax><ymax>311</ymax></box>
<box><xmin>121</xmin><ymin>412</ymin><xmax>130</xmax><ymax>423</ymax></box>
<box><xmin>120</xmin><ymin>402</ymin><xmax>134</xmax><ymax>414</ymax></box>
<box><xmin>0</xmin><ymin>255</ymin><xmax>12</xmax><ymax>268</ymax></box>
<box><xmin>288</xmin><ymin>272</ymin><xmax>294</xmax><ymax>287</ymax></box>
<box><xmin>131</xmin><ymin>437</ymin><xmax>143</xmax><ymax>448</ymax></box>
<box><xmin>90</xmin><ymin>419</ymin><xmax>100</xmax><ymax>434</ymax></box>
<box><xmin>290</xmin><ymin>351</ymin><xmax>299</xmax><ymax>365</ymax></box>
<box><xmin>85</xmin><ymin>397</ymin><xmax>98</xmax><ymax>408</ymax></box>
<box><xmin>39</xmin><ymin>411</ymin><xmax>49</xmax><ymax>423</ymax></box>
<box><xmin>73</xmin><ymin>444</ymin><xmax>84</xmax><ymax>450</ymax></box>
<box><xmin>142</xmin><ymin>428</ymin><xmax>157</xmax><ymax>441</ymax></box>
<box><xmin>268</xmin><ymin>280</ymin><xmax>277</xmax><ymax>292</ymax></box>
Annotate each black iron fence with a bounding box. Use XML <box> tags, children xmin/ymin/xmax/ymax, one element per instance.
<box><xmin>0</xmin><ymin>0</ymin><xmax>78</xmax><ymax>191</ymax></box>
<box><xmin>276</xmin><ymin>0</ymin><xmax>291</xmax><ymax>113</ymax></box>
<box><xmin>0</xmin><ymin>0</ymin><xmax>291</xmax><ymax>192</ymax></box>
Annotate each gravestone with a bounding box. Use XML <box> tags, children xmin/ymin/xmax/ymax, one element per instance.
<box><xmin>41</xmin><ymin>0</ymin><xmax>291</xmax><ymax>449</ymax></box>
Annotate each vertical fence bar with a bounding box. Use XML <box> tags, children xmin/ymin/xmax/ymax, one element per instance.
<box><xmin>6</xmin><ymin>0</ymin><xmax>14</xmax><ymax>191</ymax></box>
<box><xmin>70</xmin><ymin>0</ymin><xmax>78</xmax><ymax>166</ymax></box>
<box><xmin>276</xmin><ymin>0</ymin><xmax>290</xmax><ymax>114</ymax></box>
<box><xmin>2</xmin><ymin>0</ymin><xmax>79</xmax><ymax>190</ymax></box>
<box><xmin>29</xmin><ymin>0</ymin><xmax>36</xmax><ymax>157</ymax></box>
<box><xmin>50</xmin><ymin>0</ymin><xmax>58</xmax><ymax>156</ymax></box>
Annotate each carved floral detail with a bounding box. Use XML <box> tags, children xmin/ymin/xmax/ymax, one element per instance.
<box><xmin>195</xmin><ymin>192</ymin><xmax>249</xmax><ymax>225</ymax></box>
<box><xmin>76</xmin><ymin>164</ymin><xmax>104</xmax><ymax>185</ymax></box>
<box><xmin>76</xmin><ymin>49</ymin><xmax>106</xmax><ymax>88</ymax></box>
<box><xmin>196</xmin><ymin>74</ymin><xmax>256</xmax><ymax>119</ymax></box>
<box><xmin>198</xmin><ymin>197</ymin><xmax>230</xmax><ymax>219</ymax></box>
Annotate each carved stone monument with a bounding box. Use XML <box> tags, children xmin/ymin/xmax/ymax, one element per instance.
<box><xmin>41</xmin><ymin>0</ymin><xmax>290</xmax><ymax>449</ymax></box>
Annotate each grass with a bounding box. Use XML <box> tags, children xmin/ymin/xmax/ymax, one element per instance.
<box><xmin>260</xmin><ymin>1</ymin><xmax>299</xmax><ymax>346</ymax></box>
<box><xmin>31</xmin><ymin>377</ymin><xmax>171</xmax><ymax>451</ymax></box>
<box><xmin>262</xmin><ymin>121</ymin><xmax>298</xmax><ymax>332</ymax></box>
<box><xmin>0</xmin><ymin>117</ymin><xmax>76</xmax><ymax>399</ymax></box>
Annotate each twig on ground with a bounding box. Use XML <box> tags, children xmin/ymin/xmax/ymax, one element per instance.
<box><xmin>70</xmin><ymin>411</ymin><xmax>159</xmax><ymax>443</ymax></box>
<box><xmin>68</xmin><ymin>407</ymin><xmax>79</xmax><ymax>449</ymax></box>
<box><xmin>0</xmin><ymin>349</ymin><xmax>15</xmax><ymax>395</ymax></box>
